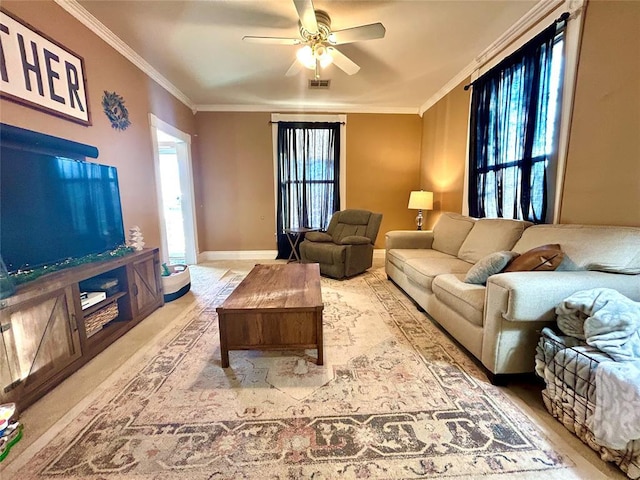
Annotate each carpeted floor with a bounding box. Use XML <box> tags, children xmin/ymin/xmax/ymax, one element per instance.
<box><xmin>1</xmin><ymin>260</ymin><xmax>624</xmax><ymax>479</ymax></box>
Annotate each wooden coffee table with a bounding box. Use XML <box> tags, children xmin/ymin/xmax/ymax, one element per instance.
<box><xmin>216</xmin><ymin>263</ymin><xmax>324</xmax><ymax>368</ymax></box>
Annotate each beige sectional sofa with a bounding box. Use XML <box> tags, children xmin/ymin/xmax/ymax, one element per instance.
<box><xmin>385</xmin><ymin>213</ymin><xmax>640</xmax><ymax>382</ymax></box>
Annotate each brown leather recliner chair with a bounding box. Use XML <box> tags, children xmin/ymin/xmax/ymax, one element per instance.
<box><xmin>300</xmin><ymin>209</ymin><xmax>383</xmax><ymax>279</ymax></box>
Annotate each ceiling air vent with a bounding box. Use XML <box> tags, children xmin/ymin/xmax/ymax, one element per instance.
<box><xmin>308</xmin><ymin>79</ymin><xmax>331</xmax><ymax>89</ymax></box>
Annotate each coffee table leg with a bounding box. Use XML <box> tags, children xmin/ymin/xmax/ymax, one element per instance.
<box><xmin>219</xmin><ymin>315</ymin><xmax>230</xmax><ymax>368</ymax></box>
<box><xmin>316</xmin><ymin>312</ymin><xmax>324</xmax><ymax>365</ymax></box>
<box><xmin>221</xmin><ymin>347</ymin><xmax>230</xmax><ymax>368</ymax></box>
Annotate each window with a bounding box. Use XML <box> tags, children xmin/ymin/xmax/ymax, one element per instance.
<box><xmin>468</xmin><ymin>19</ymin><xmax>566</xmax><ymax>223</ymax></box>
<box><xmin>275</xmin><ymin>121</ymin><xmax>341</xmax><ymax>259</ymax></box>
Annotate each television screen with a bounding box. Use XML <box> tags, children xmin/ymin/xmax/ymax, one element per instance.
<box><xmin>1</xmin><ymin>145</ymin><xmax>126</xmax><ymax>274</ymax></box>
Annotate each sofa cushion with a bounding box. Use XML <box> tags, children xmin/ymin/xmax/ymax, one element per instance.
<box><xmin>504</xmin><ymin>244</ymin><xmax>564</xmax><ymax>272</ymax></box>
<box><xmin>464</xmin><ymin>251</ymin><xmax>519</xmax><ymax>285</ymax></box>
<box><xmin>432</xmin><ymin>213</ymin><xmax>476</xmax><ymax>256</ymax></box>
<box><xmin>458</xmin><ymin>218</ymin><xmax>532</xmax><ymax>263</ymax></box>
<box><xmin>588</xmin><ymin>250</ymin><xmax>640</xmax><ymax>274</ymax></box>
<box><xmin>404</xmin><ymin>257</ymin><xmax>473</xmax><ymax>292</ymax></box>
<box><xmin>512</xmin><ymin>224</ymin><xmax>640</xmax><ymax>273</ymax></box>
<box><xmin>387</xmin><ymin>248</ymin><xmax>454</xmax><ymax>272</ymax></box>
<box><xmin>433</xmin><ymin>274</ymin><xmax>486</xmax><ymax>327</ymax></box>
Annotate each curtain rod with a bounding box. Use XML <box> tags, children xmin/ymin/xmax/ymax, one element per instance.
<box><xmin>463</xmin><ymin>11</ymin><xmax>570</xmax><ymax>91</ymax></box>
<box><xmin>269</xmin><ymin>121</ymin><xmax>346</xmax><ymax>125</ymax></box>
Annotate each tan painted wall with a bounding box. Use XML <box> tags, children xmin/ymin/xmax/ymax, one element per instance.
<box><xmin>420</xmin><ymin>80</ymin><xmax>470</xmax><ymax>229</ymax></box>
<box><xmin>346</xmin><ymin>114</ymin><xmax>422</xmax><ymax>246</ymax></box>
<box><xmin>560</xmin><ymin>0</ymin><xmax>640</xmax><ymax>226</ymax></box>
<box><xmin>194</xmin><ymin>112</ymin><xmax>422</xmax><ymax>251</ymax></box>
<box><xmin>0</xmin><ymin>1</ymin><xmax>197</xmax><ymax>253</ymax></box>
<box><xmin>194</xmin><ymin>112</ymin><xmax>276</xmax><ymax>251</ymax></box>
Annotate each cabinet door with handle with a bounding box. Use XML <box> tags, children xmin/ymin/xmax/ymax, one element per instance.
<box><xmin>129</xmin><ymin>253</ymin><xmax>163</xmax><ymax>318</ymax></box>
<box><xmin>0</xmin><ymin>286</ymin><xmax>81</xmax><ymax>404</ymax></box>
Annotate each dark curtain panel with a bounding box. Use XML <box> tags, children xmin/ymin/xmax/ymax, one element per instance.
<box><xmin>276</xmin><ymin>122</ymin><xmax>340</xmax><ymax>259</ymax></box>
<box><xmin>469</xmin><ymin>21</ymin><xmax>565</xmax><ymax>223</ymax></box>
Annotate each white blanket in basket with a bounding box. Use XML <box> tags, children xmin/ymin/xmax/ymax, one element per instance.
<box><xmin>556</xmin><ymin>288</ymin><xmax>640</xmax><ymax>361</ymax></box>
<box><xmin>591</xmin><ymin>360</ymin><xmax>640</xmax><ymax>450</ymax></box>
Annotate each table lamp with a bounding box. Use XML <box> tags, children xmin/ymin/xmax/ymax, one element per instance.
<box><xmin>408</xmin><ymin>190</ymin><xmax>433</xmax><ymax>230</ymax></box>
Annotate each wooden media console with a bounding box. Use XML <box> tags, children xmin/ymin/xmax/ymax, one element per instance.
<box><xmin>0</xmin><ymin>248</ymin><xmax>163</xmax><ymax>411</ymax></box>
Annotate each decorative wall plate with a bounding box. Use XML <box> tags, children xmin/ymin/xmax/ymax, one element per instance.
<box><xmin>102</xmin><ymin>91</ymin><xmax>131</xmax><ymax>131</ymax></box>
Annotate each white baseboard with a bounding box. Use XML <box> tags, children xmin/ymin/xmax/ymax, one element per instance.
<box><xmin>198</xmin><ymin>250</ymin><xmax>278</xmax><ymax>262</ymax></box>
<box><xmin>198</xmin><ymin>249</ymin><xmax>386</xmax><ymax>263</ymax></box>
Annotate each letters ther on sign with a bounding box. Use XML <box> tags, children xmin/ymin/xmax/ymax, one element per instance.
<box><xmin>0</xmin><ymin>9</ymin><xmax>90</xmax><ymax>125</ymax></box>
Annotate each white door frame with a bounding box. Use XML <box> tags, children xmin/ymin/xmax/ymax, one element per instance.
<box><xmin>149</xmin><ymin>113</ymin><xmax>198</xmax><ymax>265</ymax></box>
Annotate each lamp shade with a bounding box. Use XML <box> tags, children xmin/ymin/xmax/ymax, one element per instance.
<box><xmin>408</xmin><ymin>191</ymin><xmax>433</xmax><ymax>210</ymax></box>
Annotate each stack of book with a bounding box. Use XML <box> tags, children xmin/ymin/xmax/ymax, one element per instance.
<box><xmin>0</xmin><ymin>403</ymin><xmax>22</xmax><ymax>462</ymax></box>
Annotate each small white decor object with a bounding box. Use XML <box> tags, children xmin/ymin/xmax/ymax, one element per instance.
<box><xmin>129</xmin><ymin>226</ymin><xmax>145</xmax><ymax>251</ymax></box>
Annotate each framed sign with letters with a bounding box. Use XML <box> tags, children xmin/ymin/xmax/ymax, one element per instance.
<box><xmin>0</xmin><ymin>8</ymin><xmax>91</xmax><ymax>126</ymax></box>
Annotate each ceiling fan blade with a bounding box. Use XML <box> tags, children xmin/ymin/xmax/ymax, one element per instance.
<box><xmin>285</xmin><ymin>60</ymin><xmax>304</xmax><ymax>77</ymax></box>
<box><xmin>328</xmin><ymin>47</ymin><xmax>360</xmax><ymax>75</ymax></box>
<box><xmin>243</xmin><ymin>36</ymin><xmax>300</xmax><ymax>45</ymax></box>
<box><xmin>330</xmin><ymin>23</ymin><xmax>386</xmax><ymax>45</ymax></box>
<box><xmin>293</xmin><ymin>0</ymin><xmax>318</xmax><ymax>34</ymax></box>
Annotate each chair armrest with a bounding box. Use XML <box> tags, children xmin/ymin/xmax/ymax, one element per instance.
<box><xmin>305</xmin><ymin>232</ymin><xmax>333</xmax><ymax>242</ymax></box>
<box><xmin>385</xmin><ymin>230</ymin><xmax>434</xmax><ymax>250</ymax></box>
<box><xmin>340</xmin><ymin>235</ymin><xmax>371</xmax><ymax>245</ymax></box>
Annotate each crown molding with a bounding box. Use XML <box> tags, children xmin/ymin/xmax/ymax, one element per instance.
<box><xmin>54</xmin><ymin>0</ymin><xmax>196</xmax><ymax>113</ymax></box>
<box><xmin>195</xmin><ymin>104</ymin><xmax>419</xmax><ymax>115</ymax></box>
<box><xmin>52</xmin><ymin>1</ymin><xmax>417</xmax><ymax>117</ymax></box>
<box><xmin>418</xmin><ymin>0</ymin><xmax>574</xmax><ymax>116</ymax></box>
<box><xmin>54</xmin><ymin>0</ymin><xmax>582</xmax><ymax>119</ymax></box>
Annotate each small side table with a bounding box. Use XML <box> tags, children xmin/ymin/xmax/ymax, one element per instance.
<box><xmin>284</xmin><ymin>227</ymin><xmax>316</xmax><ymax>263</ymax></box>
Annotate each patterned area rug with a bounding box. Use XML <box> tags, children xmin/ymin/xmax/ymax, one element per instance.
<box><xmin>9</xmin><ymin>265</ymin><xmax>573</xmax><ymax>479</ymax></box>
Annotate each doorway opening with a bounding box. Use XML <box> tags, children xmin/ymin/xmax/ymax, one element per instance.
<box><xmin>158</xmin><ymin>141</ymin><xmax>185</xmax><ymax>264</ymax></box>
<box><xmin>150</xmin><ymin>114</ymin><xmax>198</xmax><ymax>266</ymax></box>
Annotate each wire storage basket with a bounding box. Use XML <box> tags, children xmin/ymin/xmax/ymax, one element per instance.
<box><xmin>535</xmin><ymin>328</ymin><xmax>640</xmax><ymax>479</ymax></box>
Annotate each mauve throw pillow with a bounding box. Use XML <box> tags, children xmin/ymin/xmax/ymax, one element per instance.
<box><xmin>504</xmin><ymin>244</ymin><xmax>564</xmax><ymax>272</ymax></box>
<box><xmin>464</xmin><ymin>251</ymin><xmax>520</xmax><ymax>285</ymax></box>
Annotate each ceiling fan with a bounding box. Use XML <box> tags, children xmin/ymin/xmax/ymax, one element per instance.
<box><xmin>243</xmin><ymin>0</ymin><xmax>386</xmax><ymax>79</ymax></box>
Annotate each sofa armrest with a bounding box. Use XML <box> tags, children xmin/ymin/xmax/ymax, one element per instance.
<box><xmin>486</xmin><ymin>271</ymin><xmax>640</xmax><ymax>323</ymax></box>
<box><xmin>481</xmin><ymin>271</ymin><xmax>639</xmax><ymax>375</ymax></box>
<box><xmin>385</xmin><ymin>230</ymin><xmax>435</xmax><ymax>250</ymax></box>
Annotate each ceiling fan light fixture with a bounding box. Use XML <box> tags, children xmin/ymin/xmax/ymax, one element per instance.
<box><xmin>318</xmin><ymin>52</ymin><xmax>333</xmax><ymax>68</ymax></box>
<box><xmin>297</xmin><ymin>44</ymin><xmax>333</xmax><ymax>70</ymax></box>
<box><xmin>296</xmin><ymin>45</ymin><xmax>316</xmax><ymax>69</ymax></box>
<box><xmin>315</xmin><ymin>45</ymin><xmax>333</xmax><ymax>68</ymax></box>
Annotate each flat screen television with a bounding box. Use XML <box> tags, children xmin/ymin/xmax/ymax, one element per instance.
<box><xmin>1</xmin><ymin>127</ymin><xmax>125</xmax><ymax>275</ymax></box>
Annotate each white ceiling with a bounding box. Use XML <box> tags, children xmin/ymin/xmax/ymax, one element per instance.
<box><xmin>72</xmin><ymin>0</ymin><xmax>539</xmax><ymax>113</ymax></box>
